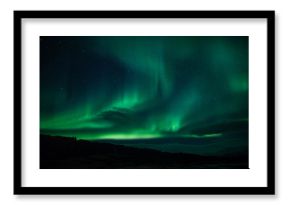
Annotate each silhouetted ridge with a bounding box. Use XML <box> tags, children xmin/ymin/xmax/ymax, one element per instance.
<box><xmin>40</xmin><ymin>134</ymin><xmax>248</xmax><ymax>169</ymax></box>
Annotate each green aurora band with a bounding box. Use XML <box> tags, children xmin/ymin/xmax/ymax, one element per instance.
<box><xmin>40</xmin><ymin>36</ymin><xmax>248</xmax><ymax>140</ymax></box>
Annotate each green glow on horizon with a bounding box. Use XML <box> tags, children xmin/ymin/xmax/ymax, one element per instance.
<box><xmin>202</xmin><ymin>133</ymin><xmax>223</xmax><ymax>138</ymax></box>
<box><xmin>81</xmin><ymin>133</ymin><xmax>162</xmax><ymax>140</ymax></box>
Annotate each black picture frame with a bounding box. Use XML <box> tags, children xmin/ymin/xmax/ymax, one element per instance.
<box><xmin>14</xmin><ymin>10</ymin><xmax>275</xmax><ymax>195</ymax></box>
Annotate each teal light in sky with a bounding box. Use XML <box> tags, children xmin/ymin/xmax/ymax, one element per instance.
<box><xmin>40</xmin><ymin>36</ymin><xmax>248</xmax><ymax>140</ymax></box>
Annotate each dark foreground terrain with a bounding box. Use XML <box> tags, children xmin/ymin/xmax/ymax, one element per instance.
<box><xmin>40</xmin><ymin>134</ymin><xmax>248</xmax><ymax>169</ymax></box>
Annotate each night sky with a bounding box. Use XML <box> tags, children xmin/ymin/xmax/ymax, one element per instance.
<box><xmin>40</xmin><ymin>36</ymin><xmax>248</xmax><ymax>141</ymax></box>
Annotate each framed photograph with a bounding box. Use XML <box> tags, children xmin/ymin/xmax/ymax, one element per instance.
<box><xmin>14</xmin><ymin>10</ymin><xmax>275</xmax><ymax>195</ymax></box>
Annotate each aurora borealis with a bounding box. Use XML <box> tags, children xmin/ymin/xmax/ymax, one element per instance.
<box><xmin>40</xmin><ymin>36</ymin><xmax>248</xmax><ymax>142</ymax></box>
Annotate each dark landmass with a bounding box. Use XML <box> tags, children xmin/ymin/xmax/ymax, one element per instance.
<box><xmin>40</xmin><ymin>134</ymin><xmax>248</xmax><ymax>169</ymax></box>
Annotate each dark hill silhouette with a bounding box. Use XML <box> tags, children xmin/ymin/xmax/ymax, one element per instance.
<box><xmin>40</xmin><ymin>134</ymin><xmax>248</xmax><ymax>169</ymax></box>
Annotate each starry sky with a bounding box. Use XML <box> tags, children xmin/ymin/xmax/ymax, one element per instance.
<box><xmin>40</xmin><ymin>36</ymin><xmax>248</xmax><ymax>140</ymax></box>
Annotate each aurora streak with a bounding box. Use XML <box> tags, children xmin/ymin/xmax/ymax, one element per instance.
<box><xmin>40</xmin><ymin>36</ymin><xmax>248</xmax><ymax>140</ymax></box>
